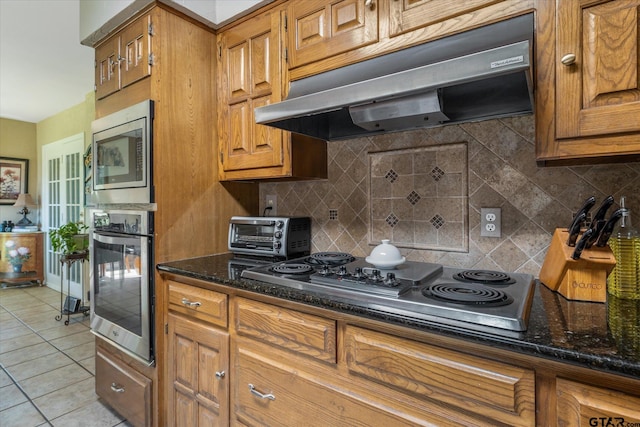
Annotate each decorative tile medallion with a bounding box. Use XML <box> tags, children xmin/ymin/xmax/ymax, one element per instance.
<box><xmin>368</xmin><ymin>143</ymin><xmax>468</xmax><ymax>252</ymax></box>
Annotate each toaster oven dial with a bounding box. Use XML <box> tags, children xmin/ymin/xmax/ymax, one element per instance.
<box><xmin>276</xmin><ymin>220</ymin><xmax>284</xmax><ymax>228</ymax></box>
<box><xmin>274</xmin><ymin>231</ymin><xmax>283</xmax><ymax>238</ymax></box>
<box><xmin>274</xmin><ymin>241</ymin><xmax>282</xmax><ymax>250</ymax></box>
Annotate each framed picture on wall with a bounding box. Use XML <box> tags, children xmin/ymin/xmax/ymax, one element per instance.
<box><xmin>0</xmin><ymin>157</ymin><xmax>29</xmax><ymax>205</ymax></box>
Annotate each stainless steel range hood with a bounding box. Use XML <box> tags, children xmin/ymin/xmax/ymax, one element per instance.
<box><xmin>255</xmin><ymin>14</ymin><xmax>534</xmax><ymax>141</ymax></box>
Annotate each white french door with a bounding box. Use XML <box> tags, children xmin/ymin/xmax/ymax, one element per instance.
<box><xmin>42</xmin><ymin>133</ymin><xmax>85</xmax><ymax>297</ymax></box>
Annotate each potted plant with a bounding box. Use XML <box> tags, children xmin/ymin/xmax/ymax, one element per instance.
<box><xmin>49</xmin><ymin>221</ymin><xmax>89</xmax><ymax>255</ymax></box>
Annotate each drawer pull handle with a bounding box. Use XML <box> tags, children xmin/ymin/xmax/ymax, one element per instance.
<box><xmin>215</xmin><ymin>371</ymin><xmax>225</xmax><ymax>379</ymax></box>
<box><xmin>110</xmin><ymin>383</ymin><xmax>125</xmax><ymax>393</ymax></box>
<box><xmin>249</xmin><ymin>384</ymin><xmax>275</xmax><ymax>400</ymax></box>
<box><xmin>181</xmin><ymin>298</ymin><xmax>201</xmax><ymax>308</ymax></box>
<box><xmin>365</xmin><ymin>0</ymin><xmax>374</xmax><ymax>8</ymax></box>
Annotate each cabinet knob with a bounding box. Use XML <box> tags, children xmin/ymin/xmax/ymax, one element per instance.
<box><xmin>215</xmin><ymin>371</ymin><xmax>225</xmax><ymax>379</ymax></box>
<box><xmin>110</xmin><ymin>382</ymin><xmax>125</xmax><ymax>393</ymax></box>
<box><xmin>365</xmin><ymin>0</ymin><xmax>374</xmax><ymax>9</ymax></box>
<box><xmin>561</xmin><ymin>53</ymin><xmax>576</xmax><ymax>66</ymax></box>
<box><xmin>248</xmin><ymin>384</ymin><xmax>276</xmax><ymax>400</ymax></box>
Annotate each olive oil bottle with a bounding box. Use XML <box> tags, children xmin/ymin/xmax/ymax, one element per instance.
<box><xmin>607</xmin><ymin>196</ymin><xmax>640</xmax><ymax>299</ymax></box>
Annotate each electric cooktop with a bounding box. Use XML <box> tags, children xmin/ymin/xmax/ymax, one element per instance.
<box><xmin>241</xmin><ymin>252</ymin><xmax>536</xmax><ymax>338</ymax></box>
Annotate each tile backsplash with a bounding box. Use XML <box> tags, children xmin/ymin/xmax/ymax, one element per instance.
<box><xmin>260</xmin><ymin>115</ymin><xmax>640</xmax><ymax>278</ymax></box>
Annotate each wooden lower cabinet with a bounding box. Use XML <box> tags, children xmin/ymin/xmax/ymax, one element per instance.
<box><xmin>232</xmin><ymin>345</ymin><xmax>422</xmax><ymax>426</ymax></box>
<box><xmin>0</xmin><ymin>232</ymin><xmax>45</xmax><ymax>285</ymax></box>
<box><xmin>556</xmin><ymin>378</ymin><xmax>640</xmax><ymax>426</ymax></box>
<box><xmin>167</xmin><ymin>313</ymin><xmax>230</xmax><ymax>427</ymax></box>
<box><xmin>96</xmin><ymin>344</ymin><xmax>152</xmax><ymax>427</ymax></box>
<box><xmin>161</xmin><ymin>275</ymin><xmax>640</xmax><ymax>426</ymax></box>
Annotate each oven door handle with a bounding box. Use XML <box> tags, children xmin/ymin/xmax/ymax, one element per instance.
<box><xmin>232</xmin><ymin>219</ymin><xmax>276</xmax><ymax>226</ymax></box>
<box><xmin>93</xmin><ymin>231</ymin><xmax>142</xmax><ymax>246</ymax></box>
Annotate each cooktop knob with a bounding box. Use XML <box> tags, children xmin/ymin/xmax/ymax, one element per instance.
<box><xmin>353</xmin><ymin>267</ymin><xmax>365</xmax><ymax>279</ymax></box>
<box><xmin>371</xmin><ymin>269</ymin><xmax>382</xmax><ymax>281</ymax></box>
<box><xmin>384</xmin><ymin>272</ymin><xmax>397</xmax><ymax>287</ymax></box>
<box><xmin>337</xmin><ymin>265</ymin><xmax>348</xmax><ymax>276</ymax></box>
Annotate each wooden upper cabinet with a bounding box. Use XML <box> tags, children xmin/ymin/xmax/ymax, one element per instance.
<box><xmin>217</xmin><ymin>6</ymin><xmax>327</xmax><ymax>181</ymax></box>
<box><xmin>388</xmin><ymin>0</ymin><xmax>503</xmax><ymax>37</ymax></box>
<box><xmin>120</xmin><ymin>14</ymin><xmax>152</xmax><ymax>89</ymax></box>
<box><xmin>287</xmin><ymin>0</ymin><xmax>379</xmax><ymax>69</ymax></box>
<box><xmin>218</xmin><ymin>9</ymin><xmax>286</xmax><ymax>176</ymax></box>
<box><xmin>95</xmin><ymin>13</ymin><xmax>152</xmax><ymax>100</ymax></box>
<box><xmin>556</xmin><ymin>0</ymin><xmax>640</xmax><ymax>139</ymax></box>
<box><xmin>536</xmin><ymin>0</ymin><xmax>640</xmax><ymax>164</ymax></box>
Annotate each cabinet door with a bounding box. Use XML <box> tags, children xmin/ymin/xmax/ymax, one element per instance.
<box><xmin>556</xmin><ymin>378</ymin><xmax>640</xmax><ymax>426</ymax></box>
<box><xmin>287</xmin><ymin>0</ymin><xmax>379</xmax><ymax>69</ymax></box>
<box><xmin>0</xmin><ymin>233</ymin><xmax>44</xmax><ymax>283</ymax></box>
<box><xmin>167</xmin><ymin>313</ymin><xmax>229</xmax><ymax>427</ymax></box>
<box><xmin>218</xmin><ymin>9</ymin><xmax>285</xmax><ymax>174</ymax></box>
<box><xmin>388</xmin><ymin>0</ymin><xmax>502</xmax><ymax>37</ymax></box>
<box><xmin>95</xmin><ymin>35</ymin><xmax>121</xmax><ymax>100</ymax></box>
<box><xmin>556</xmin><ymin>0</ymin><xmax>640</xmax><ymax>139</ymax></box>
<box><xmin>120</xmin><ymin>14</ymin><xmax>152</xmax><ymax>89</ymax></box>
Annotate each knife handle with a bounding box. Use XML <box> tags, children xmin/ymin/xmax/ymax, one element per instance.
<box><xmin>566</xmin><ymin>212</ymin><xmax>587</xmax><ymax>247</ymax></box>
<box><xmin>572</xmin><ymin>228</ymin><xmax>593</xmax><ymax>260</ymax></box>
<box><xmin>594</xmin><ymin>208</ymin><xmax>624</xmax><ymax>247</ymax></box>
<box><xmin>585</xmin><ymin>219</ymin><xmax>605</xmax><ymax>249</ymax></box>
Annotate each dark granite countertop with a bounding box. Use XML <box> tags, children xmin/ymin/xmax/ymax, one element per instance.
<box><xmin>158</xmin><ymin>253</ymin><xmax>640</xmax><ymax>380</ymax></box>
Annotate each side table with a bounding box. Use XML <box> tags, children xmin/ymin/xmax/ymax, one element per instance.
<box><xmin>55</xmin><ymin>251</ymin><xmax>90</xmax><ymax>325</ymax></box>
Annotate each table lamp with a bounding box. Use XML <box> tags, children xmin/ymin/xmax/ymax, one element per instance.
<box><xmin>13</xmin><ymin>193</ymin><xmax>37</xmax><ymax>226</ymax></box>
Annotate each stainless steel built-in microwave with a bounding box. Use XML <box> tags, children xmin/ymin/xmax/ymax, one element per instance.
<box><xmin>91</xmin><ymin>100</ymin><xmax>154</xmax><ymax>204</ymax></box>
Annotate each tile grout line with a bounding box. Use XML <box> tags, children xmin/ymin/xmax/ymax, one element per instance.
<box><xmin>0</xmin><ymin>299</ymin><xmax>96</xmax><ymax>381</ymax></box>
<box><xmin>0</xmin><ymin>363</ymin><xmax>54</xmax><ymax>426</ymax></box>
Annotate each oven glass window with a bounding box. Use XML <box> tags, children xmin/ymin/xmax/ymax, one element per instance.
<box><xmin>93</xmin><ymin>236</ymin><xmax>144</xmax><ymax>336</ymax></box>
<box><xmin>232</xmin><ymin>224</ymin><xmax>275</xmax><ymax>248</ymax></box>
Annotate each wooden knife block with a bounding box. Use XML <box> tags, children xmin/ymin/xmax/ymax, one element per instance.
<box><xmin>539</xmin><ymin>228</ymin><xmax>616</xmax><ymax>303</ymax></box>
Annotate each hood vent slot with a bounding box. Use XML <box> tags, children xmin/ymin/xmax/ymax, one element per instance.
<box><xmin>255</xmin><ymin>14</ymin><xmax>534</xmax><ymax>141</ymax></box>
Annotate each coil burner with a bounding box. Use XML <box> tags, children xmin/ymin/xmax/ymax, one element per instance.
<box><xmin>452</xmin><ymin>270</ymin><xmax>516</xmax><ymax>285</ymax></box>
<box><xmin>306</xmin><ymin>252</ymin><xmax>355</xmax><ymax>266</ymax></box>
<box><xmin>423</xmin><ymin>282</ymin><xmax>514</xmax><ymax>306</ymax></box>
<box><xmin>270</xmin><ymin>263</ymin><xmax>314</xmax><ymax>275</ymax></box>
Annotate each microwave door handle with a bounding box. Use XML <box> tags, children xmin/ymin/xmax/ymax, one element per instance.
<box><xmin>93</xmin><ymin>232</ymin><xmax>141</xmax><ymax>246</ymax></box>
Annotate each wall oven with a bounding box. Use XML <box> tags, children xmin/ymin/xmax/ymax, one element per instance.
<box><xmin>89</xmin><ymin>208</ymin><xmax>154</xmax><ymax>364</ymax></box>
<box><xmin>91</xmin><ymin>100</ymin><xmax>154</xmax><ymax>205</ymax></box>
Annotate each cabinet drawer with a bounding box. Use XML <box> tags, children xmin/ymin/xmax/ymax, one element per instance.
<box><xmin>233</xmin><ymin>297</ymin><xmax>336</xmax><ymax>363</ymax></box>
<box><xmin>345</xmin><ymin>325</ymin><xmax>535</xmax><ymax>427</ymax></box>
<box><xmin>233</xmin><ymin>346</ymin><xmax>425</xmax><ymax>427</ymax></box>
<box><xmin>557</xmin><ymin>378</ymin><xmax>640</xmax><ymax>426</ymax></box>
<box><xmin>96</xmin><ymin>348</ymin><xmax>152</xmax><ymax>427</ymax></box>
<box><xmin>168</xmin><ymin>280</ymin><xmax>228</xmax><ymax>328</ymax></box>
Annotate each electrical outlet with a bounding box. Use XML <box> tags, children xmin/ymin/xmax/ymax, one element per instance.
<box><xmin>480</xmin><ymin>208</ymin><xmax>501</xmax><ymax>238</ymax></box>
<box><xmin>265</xmin><ymin>194</ymin><xmax>277</xmax><ymax>216</ymax></box>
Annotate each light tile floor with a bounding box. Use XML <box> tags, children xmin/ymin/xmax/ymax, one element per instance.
<box><xmin>0</xmin><ymin>285</ymin><xmax>133</xmax><ymax>427</ymax></box>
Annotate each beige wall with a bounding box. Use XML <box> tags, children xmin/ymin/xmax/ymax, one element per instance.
<box><xmin>0</xmin><ymin>91</ymin><xmax>95</xmax><ymax>227</ymax></box>
<box><xmin>0</xmin><ymin>118</ymin><xmax>37</xmax><ymax>224</ymax></box>
<box><xmin>36</xmin><ymin>91</ymin><xmax>95</xmax><ymax>199</ymax></box>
